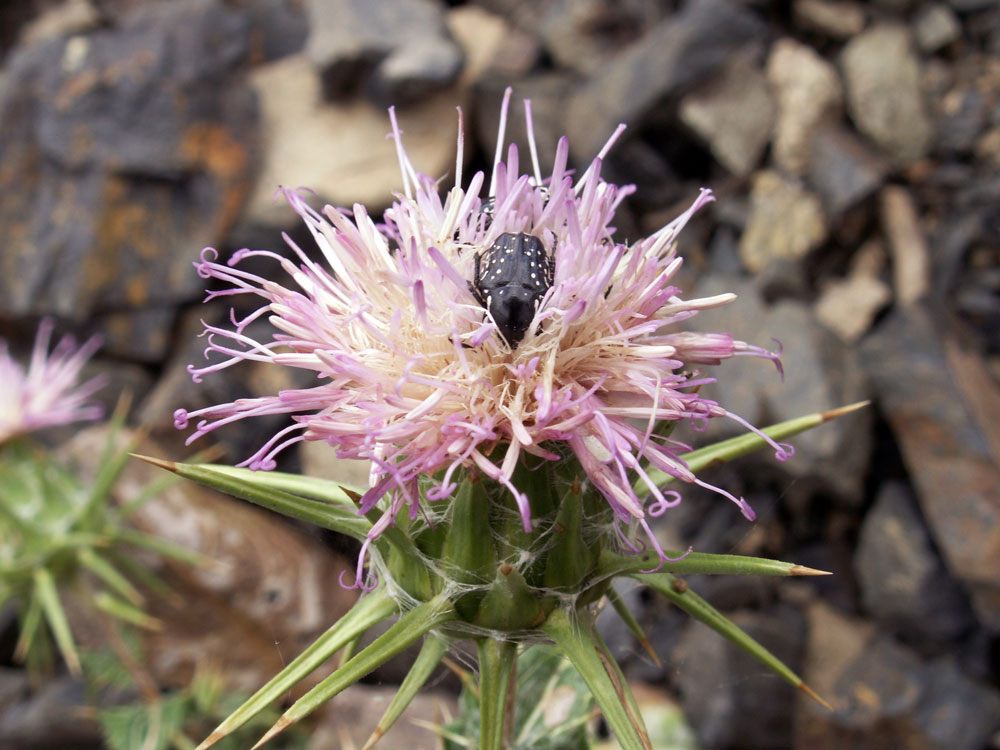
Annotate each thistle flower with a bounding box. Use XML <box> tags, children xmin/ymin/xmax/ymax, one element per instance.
<box><xmin>176</xmin><ymin>89</ymin><xmax>790</xmax><ymax>583</ymax></box>
<box><xmin>0</xmin><ymin>319</ymin><xmax>104</xmax><ymax>444</ymax></box>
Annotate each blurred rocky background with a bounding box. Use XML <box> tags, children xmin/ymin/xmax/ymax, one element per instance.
<box><xmin>1</xmin><ymin>0</ymin><xmax>998</xmax><ymax>748</ymax></box>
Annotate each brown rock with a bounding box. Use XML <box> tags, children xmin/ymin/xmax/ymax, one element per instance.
<box><xmin>862</xmin><ymin>308</ymin><xmax>1000</xmax><ymax>631</ymax></box>
<box><xmin>0</xmin><ymin>0</ymin><xmax>258</xmax><ymax>320</ymax></box>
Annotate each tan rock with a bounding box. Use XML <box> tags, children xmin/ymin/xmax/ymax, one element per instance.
<box><xmin>767</xmin><ymin>38</ymin><xmax>844</xmax><ymax>174</ymax></box>
<box><xmin>880</xmin><ymin>186</ymin><xmax>930</xmax><ymax>307</ymax></box>
<box><xmin>815</xmin><ymin>273</ymin><xmax>891</xmax><ymax>343</ymax></box>
<box><xmin>740</xmin><ymin>170</ymin><xmax>828</xmax><ymax>272</ymax></box>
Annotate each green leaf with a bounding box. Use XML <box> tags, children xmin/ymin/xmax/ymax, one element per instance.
<box><xmin>544</xmin><ymin>481</ymin><xmax>593</xmax><ymax>592</ymax></box>
<box><xmin>475</xmin><ymin>565</ymin><xmax>543</xmax><ymax>632</ymax></box>
<box><xmin>196</xmin><ymin>465</ymin><xmax>364</xmax><ymax>507</ymax></box>
<box><xmin>195</xmin><ymin>589</ymin><xmax>398</xmax><ymax>749</ymax></box>
<box><xmin>636</xmin><ymin>571</ymin><xmax>829</xmax><ymax>708</ymax></box>
<box><xmin>99</xmin><ymin>695</ymin><xmax>189</xmax><ymax>750</ymax></box>
<box><xmin>81</xmin><ymin>402</ymin><xmax>134</xmax><ymax>530</ymax></box>
<box><xmin>249</xmin><ymin>596</ymin><xmax>456</xmax><ymax>749</ymax></box>
<box><xmin>113</xmin><ymin>528</ymin><xmax>208</xmax><ymax>567</ymax></box>
<box><xmin>92</xmin><ymin>591</ymin><xmax>162</xmax><ymax>631</ymax></box>
<box><xmin>605</xmin><ymin>586</ymin><xmax>658</xmax><ymax>667</ymax></box>
<box><xmin>588</xmin><ymin>622</ymin><xmax>647</xmax><ymax>745</ymax></box>
<box><xmin>636</xmin><ymin>402</ymin><xmax>868</xmax><ymax>494</ymax></box>
<box><xmin>478</xmin><ymin>638</ymin><xmax>518</xmax><ymax>750</ymax></box>
<box><xmin>596</xmin><ymin>550</ymin><xmax>830</xmax><ymax>580</ymax></box>
<box><xmin>116</xmin><ymin>472</ymin><xmax>179</xmax><ymax>521</ymax></box>
<box><xmin>13</xmin><ymin>587</ymin><xmax>44</xmax><ymax>666</ymax></box>
<box><xmin>442</xmin><ymin>479</ymin><xmax>496</xmax><ymax>585</ymax></box>
<box><xmin>78</xmin><ymin>547</ymin><xmax>144</xmax><ymax>605</ymax></box>
<box><xmin>363</xmin><ymin>633</ymin><xmax>450</xmax><ymax>749</ymax></box>
<box><xmin>511</xmin><ymin>645</ymin><xmax>594</xmax><ymax>750</ymax></box>
<box><xmin>134</xmin><ymin>457</ymin><xmax>371</xmax><ymax>543</ymax></box>
<box><xmin>543</xmin><ymin>608</ymin><xmax>651</xmax><ymax>750</ymax></box>
<box><xmin>34</xmin><ymin>567</ymin><xmax>81</xmax><ymax>674</ymax></box>
<box><xmin>442</xmin><ymin>478</ymin><xmax>496</xmax><ymax>619</ymax></box>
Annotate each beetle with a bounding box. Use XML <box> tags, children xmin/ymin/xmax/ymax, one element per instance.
<box><xmin>471</xmin><ymin>232</ymin><xmax>554</xmax><ymax>348</ymax></box>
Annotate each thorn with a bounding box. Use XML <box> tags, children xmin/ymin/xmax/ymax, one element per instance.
<box><xmin>251</xmin><ymin>717</ymin><xmax>291</xmax><ymax>750</ymax></box>
<box><xmin>65</xmin><ymin>651</ymin><xmax>82</xmax><ymax>677</ymax></box>
<box><xmin>194</xmin><ymin>730</ymin><xmax>226</xmax><ymax>750</ymax></box>
<box><xmin>638</xmin><ymin>636</ymin><xmax>662</xmax><ymax>668</ymax></box>
<box><xmin>790</xmin><ymin>565</ymin><xmax>833</xmax><ymax>576</ymax></box>
<box><xmin>361</xmin><ymin>727</ymin><xmax>384</xmax><ymax>750</ymax></box>
<box><xmin>821</xmin><ymin>401</ymin><xmax>870</xmax><ymax>421</ymax></box>
<box><xmin>798</xmin><ymin>681</ymin><xmax>834</xmax><ymax>711</ymax></box>
<box><xmin>129</xmin><ymin>453</ymin><xmax>178</xmax><ymax>472</ymax></box>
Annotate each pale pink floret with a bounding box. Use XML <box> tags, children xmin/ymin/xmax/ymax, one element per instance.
<box><xmin>176</xmin><ymin>89</ymin><xmax>790</xmax><ymax>582</ymax></box>
<box><xmin>0</xmin><ymin>319</ymin><xmax>105</xmax><ymax>443</ymax></box>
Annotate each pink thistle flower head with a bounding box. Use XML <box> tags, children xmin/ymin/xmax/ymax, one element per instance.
<box><xmin>177</xmin><ymin>89</ymin><xmax>791</xmax><ymax>572</ymax></box>
<box><xmin>0</xmin><ymin>319</ymin><xmax>105</xmax><ymax>444</ymax></box>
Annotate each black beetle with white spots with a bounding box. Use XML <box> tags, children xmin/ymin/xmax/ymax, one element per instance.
<box><xmin>471</xmin><ymin>232</ymin><xmax>554</xmax><ymax>348</ymax></box>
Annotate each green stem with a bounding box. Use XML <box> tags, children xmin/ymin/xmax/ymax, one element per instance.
<box><xmin>543</xmin><ymin>608</ymin><xmax>651</xmax><ymax>750</ymax></box>
<box><xmin>478</xmin><ymin>638</ymin><xmax>518</xmax><ymax>750</ymax></box>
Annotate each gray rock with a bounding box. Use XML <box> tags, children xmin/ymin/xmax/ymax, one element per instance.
<box><xmin>760</xmin><ymin>300</ymin><xmax>871</xmax><ymax>498</ymax></box>
<box><xmin>937</xmin><ymin>88</ymin><xmax>989</xmax><ymax>154</ymax></box>
<box><xmin>855</xmin><ymin>482</ymin><xmax>975</xmax><ymax>648</ymax></box>
<box><xmin>766</xmin><ymin>37</ymin><xmax>844</xmax><ymax>175</ymax></box>
<box><xmin>806</xmin><ymin>124</ymin><xmax>890</xmax><ymax>218</ymax></box>
<box><xmin>840</xmin><ymin>25</ymin><xmax>934</xmax><ymax>164</ymax></box>
<box><xmin>739</xmin><ymin>170</ymin><xmax>828</xmax><ymax>273</ymax></box>
<box><xmin>861</xmin><ymin>307</ymin><xmax>1000</xmax><ymax>631</ymax></box>
<box><xmin>679</xmin><ymin>50</ymin><xmax>775</xmax><ymax>177</ymax></box>
<box><xmin>913</xmin><ymin>658</ymin><xmax>1000</xmax><ymax>750</ymax></box>
<box><xmin>792</xmin><ymin>0</ymin><xmax>866</xmax><ymax>39</ymax></box>
<box><xmin>0</xmin><ymin>674</ymin><xmax>102</xmax><ymax>748</ymax></box>
<box><xmin>0</xmin><ymin>0</ymin><xmax>258</xmax><ymax>321</ymax></box>
<box><xmin>244</xmin><ymin>0</ymin><xmax>309</xmax><ymax>63</ymax></box>
<box><xmin>673</xmin><ymin>606</ymin><xmax>806</xmax><ymax>749</ymax></box>
<box><xmin>95</xmin><ymin>306</ymin><xmax>176</xmax><ymax>363</ymax></box>
<box><xmin>913</xmin><ymin>3</ymin><xmax>962</xmax><ymax>52</ymax></box>
<box><xmin>567</xmin><ymin>0</ymin><xmax>765</xmax><ymax>158</ymax></box>
<box><xmin>830</xmin><ymin>635</ymin><xmax>926</xmax><ymax>732</ymax></box>
<box><xmin>944</xmin><ymin>0</ymin><xmax>1000</xmax><ymax>9</ymax></box>
<box><xmin>690</xmin><ymin>277</ymin><xmax>872</xmax><ymax>501</ymax></box>
<box><xmin>304</xmin><ymin>0</ymin><xmax>464</xmax><ymax>107</ymax></box>
<box><xmin>529</xmin><ymin>0</ymin><xmax>667</xmax><ymax>76</ymax></box>
<box><xmin>800</xmin><ymin>609</ymin><xmax>1000</xmax><ymax>750</ymax></box>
